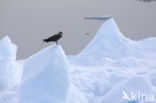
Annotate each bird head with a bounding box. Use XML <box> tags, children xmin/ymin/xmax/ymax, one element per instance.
<box><xmin>58</xmin><ymin>31</ymin><xmax>63</xmax><ymax>35</ymax></box>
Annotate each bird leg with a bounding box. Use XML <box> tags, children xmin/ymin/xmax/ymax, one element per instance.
<box><xmin>56</xmin><ymin>41</ymin><xmax>58</xmax><ymax>45</ymax></box>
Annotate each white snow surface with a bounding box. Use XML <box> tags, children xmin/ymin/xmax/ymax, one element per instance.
<box><xmin>0</xmin><ymin>18</ymin><xmax>156</xmax><ymax>103</ymax></box>
<box><xmin>18</xmin><ymin>45</ymin><xmax>69</xmax><ymax>103</ymax></box>
<box><xmin>0</xmin><ymin>36</ymin><xmax>22</xmax><ymax>103</ymax></box>
<box><xmin>0</xmin><ymin>36</ymin><xmax>17</xmax><ymax>60</ymax></box>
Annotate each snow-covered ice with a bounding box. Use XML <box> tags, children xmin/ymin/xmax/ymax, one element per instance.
<box><xmin>68</xmin><ymin>19</ymin><xmax>156</xmax><ymax>103</ymax></box>
<box><xmin>0</xmin><ymin>36</ymin><xmax>17</xmax><ymax>60</ymax></box>
<box><xmin>0</xmin><ymin>18</ymin><xmax>156</xmax><ymax>103</ymax></box>
<box><xmin>18</xmin><ymin>45</ymin><xmax>69</xmax><ymax>103</ymax></box>
<box><xmin>0</xmin><ymin>36</ymin><xmax>22</xmax><ymax>103</ymax></box>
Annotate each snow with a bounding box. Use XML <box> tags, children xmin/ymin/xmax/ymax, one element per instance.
<box><xmin>101</xmin><ymin>76</ymin><xmax>154</xmax><ymax>103</ymax></box>
<box><xmin>0</xmin><ymin>18</ymin><xmax>156</xmax><ymax>103</ymax></box>
<box><xmin>68</xmin><ymin>19</ymin><xmax>144</xmax><ymax>66</ymax></box>
<box><xmin>68</xmin><ymin>18</ymin><xmax>156</xmax><ymax>103</ymax></box>
<box><xmin>0</xmin><ymin>36</ymin><xmax>22</xmax><ymax>103</ymax></box>
<box><xmin>0</xmin><ymin>36</ymin><xmax>17</xmax><ymax>60</ymax></box>
<box><xmin>18</xmin><ymin>45</ymin><xmax>69</xmax><ymax>103</ymax></box>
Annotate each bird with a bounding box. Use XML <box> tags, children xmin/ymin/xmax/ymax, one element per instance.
<box><xmin>86</xmin><ymin>33</ymin><xmax>90</xmax><ymax>36</ymax></box>
<box><xmin>43</xmin><ymin>31</ymin><xmax>63</xmax><ymax>44</ymax></box>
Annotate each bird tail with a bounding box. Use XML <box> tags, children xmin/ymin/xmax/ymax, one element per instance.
<box><xmin>43</xmin><ymin>39</ymin><xmax>47</xmax><ymax>43</ymax></box>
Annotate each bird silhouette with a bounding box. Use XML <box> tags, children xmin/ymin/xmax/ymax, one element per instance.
<box><xmin>43</xmin><ymin>31</ymin><xmax>63</xmax><ymax>44</ymax></box>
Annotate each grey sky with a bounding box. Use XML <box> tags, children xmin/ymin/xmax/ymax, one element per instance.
<box><xmin>0</xmin><ymin>0</ymin><xmax>156</xmax><ymax>59</ymax></box>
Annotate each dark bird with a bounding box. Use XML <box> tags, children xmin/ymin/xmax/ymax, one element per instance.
<box><xmin>43</xmin><ymin>31</ymin><xmax>63</xmax><ymax>44</ymax></box>
<box><xmin>86</xmin><ymin>33</ymin><xmax>90</xmax><ymax>36</ymax></box>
